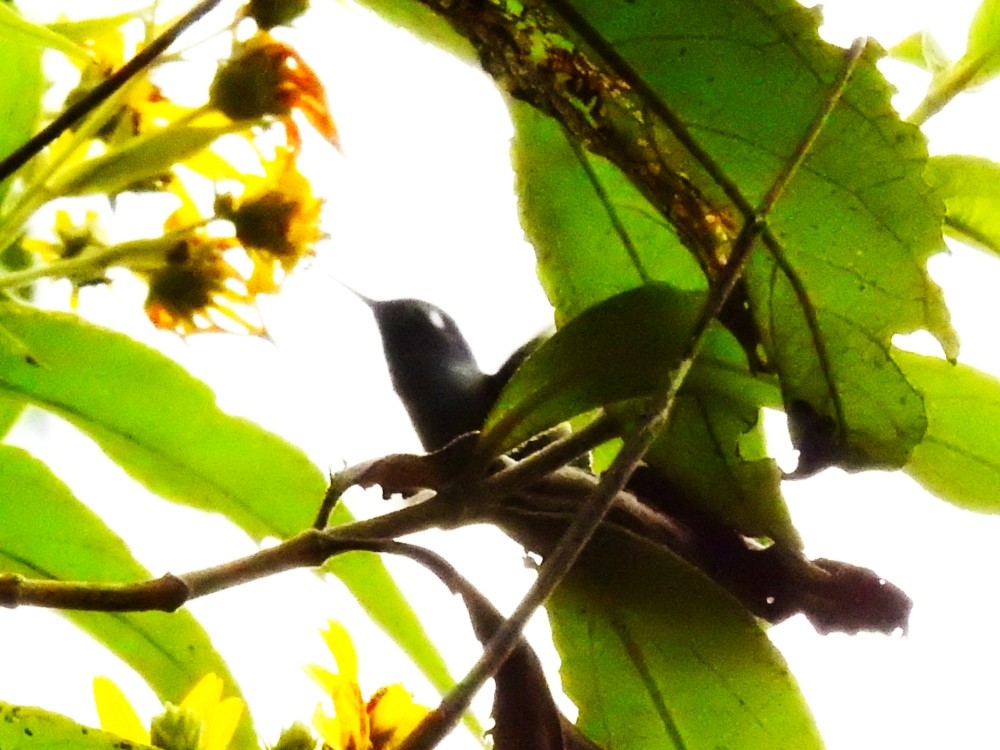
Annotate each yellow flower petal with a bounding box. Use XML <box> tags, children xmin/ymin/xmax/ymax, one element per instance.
<box><xmin>304</xmin><ymin>664</ymin><xmax>343</xmax><ymax>695</ymax></box>
<box><xmin>202</xmin><ymin>696</ymin><xmax>244</xmax><ymax>750</ymax></box>
<box><xmin>311</xmin><ymin>705</ymin><xmax>345</xmax><ymax>750</ymax></box>
<box><xmin>180</xmin><ymin>672</ymin><xmax>224</xmax><ymax>717</ymax></box>
<box><xmin>367</xmin><ymin>685</ymin><xmax>429</xmax><ymax>750</ymax></box>
<box><xmin>320</xmin><ymin>620</ymin><xmax>358</xmax><ymax>682</ymax></box>
<box><xmin>330</xmin><ymin>678</ymin><xmax>368</xmax><ymax>749</ymax></box>
<box><xmin>92</xmin><ymin>676</ymin><xmax>151</xmax><ymax>745</ymax></box>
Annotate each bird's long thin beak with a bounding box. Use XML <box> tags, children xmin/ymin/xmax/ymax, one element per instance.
<box><xmin>335</xmin><ymin>279</ymin><xmax>380</xmax><ymax>310</ymax></box>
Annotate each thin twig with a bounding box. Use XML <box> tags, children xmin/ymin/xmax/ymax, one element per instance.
<box><xmin>0</xmin><ymin>0</ymin><xmax>225</xmax><ymax>186</ymax></box>
<box><xmin>483</xmin><ymin>413</ymin><xmax>619</xmax><ymax>493</ymax></box>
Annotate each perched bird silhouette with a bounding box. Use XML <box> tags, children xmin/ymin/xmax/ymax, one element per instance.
<box><xmin>350</xmin><ymin>291</ymin><xmax>542</xmax><ymax>451</ymax></box>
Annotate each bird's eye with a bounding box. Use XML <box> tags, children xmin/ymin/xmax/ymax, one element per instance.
<box><xmin>427</xmin><ymin>309</ymin><xmax>447</xmax><ymax>330</ymax></box>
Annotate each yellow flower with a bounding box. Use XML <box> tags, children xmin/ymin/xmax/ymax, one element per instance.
<box><xmin>209</xmin><ymin>32</ymin><xmax>339</xmax><ymax>148</ymax></box>
<box><xmin>216</xmin><ymin>147</ymin><xmax>324</xmax><ymax>294</ymax></box>
<box><xmin>142</xmin><ymin>235</ymin><xmax>263</xmax><ymax>336</ymax></box>
<box><xmin>93</xmin><ymin>673</ymin><xmax>244</xmax><ymax>750</ymax></box>
<box><xmin>307</xmin><ymin>621</ymin><xmax>429</xmax><ymax>750</ymax></box>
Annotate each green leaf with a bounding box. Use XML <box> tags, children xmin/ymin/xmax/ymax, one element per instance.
<box><xmin>51</xmin><ymin>122</ymin><xmax>248</xmax><ymax>197</ymax></box>
<box><xmin>0</xmin><ymin>3</ymin><xmax>93</xmax><ymax>64</ymax></box>
<box><xmin>0</xmin><ymin>702</ymin><xmax>154</xmax><ymax>750</ymax></box>
<box><xmin>0</xmin><ymin>305</ymin><xmax>464</xmax><ymax>742</ymax></box>
<box><xmin>960</xmin><ymin>0</ymin><xmax>1000</xmax><ymax>86</ymax></box>
<box><xmin>896</xmin><ymin>350</ymin><xmax>1000</xmax><ymax>513</ymax></box>
<box><xmin>548</xmin><ymin>526</ymin><xmax>822</xmax><ymax>750</ymax></box>
<box><xmin>0</xmin><ymin>391</ymin><xmax>25</xmax><ymax>436</ymax></box>
<box><xmin>618</xmin><ymin>0</ymin><xmax>948</xmax><ymax>467</ymax></box>
<box><xmin>888</xmin><ymin>31</ymin><xmax>951</xmax><ymax>74</ymax></box>
<box><xmin>641</xmin><ymin>394</ymin><xmax>799</xmax><ymax>548</ymax></box>
<box><xmin>0</xmin><ymin>8</ymin><xmax>43</xmax><ymax>203</ymax></box>
<box><xmin>0</xmin><ymin>304</ymin><xmax>324</xmax><ymax>539</ymax></box>
<box><xmin>925</xmin><ymin>154</ymin><xmax>1000</xmax><ymax>255</ymax></box>
<box><xmin>503</xmin><ymin>0</ymin><xmax>949</xmax><ymax>469</ymax></box>
<box><xmin>510</xmin><ymin>100</ymin><xmax>706</xmax><ymax>322</ymax></box>
<box><xmin>0</xmin><ymin>446</ymin><xmax>255</xmax><ymax>750</ymax></box>
<box><xmin>907</xmin><ymin>0</ymin><xmax>1000</xmax><ymax>121</ymax></box>
<box><xmin>483</xmin><ymin>284</ymin><xmax>781</xmax><ymax>455</ymax></box>
<box><xmin>481</xmin><ymin>284</ymin><xmax>703</xmax><ymax>455</ymax></box>
<box><xmin>751</xmin><ymin>272</ymin><xmax>928</xmax><ymax>468</ymax></box>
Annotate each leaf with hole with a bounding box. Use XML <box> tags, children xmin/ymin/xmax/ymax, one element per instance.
<box><xmin>504</xmin><ymin>0</ymin><xmax>952</xmax><ymax>471</ymax></box>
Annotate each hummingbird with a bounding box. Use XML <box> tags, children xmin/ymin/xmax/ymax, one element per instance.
<box><xmin>349</xmin><ymin>290</ymin><xmax>544</xmax><ymax>451</ymax></box>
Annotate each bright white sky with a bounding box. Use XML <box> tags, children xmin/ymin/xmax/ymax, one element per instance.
<box><xmin>2</xmin><ymin>1</ymin><xmax>1000</xmax><ymax>749</ymax></box>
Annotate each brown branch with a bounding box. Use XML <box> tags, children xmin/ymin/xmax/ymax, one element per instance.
<box><xmin>0</xmin><ymin>499</ymin><xmax>459</xmax><ymax>613</ymax></box>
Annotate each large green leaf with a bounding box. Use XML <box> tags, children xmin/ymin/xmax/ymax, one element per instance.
<box><xmin>0</xmin><ymin>305</ymin><xmax>462</xmax><ymax>728</ymax></box>
<box><xmin>510</xmin><ymin>101</ymin><xmax>706</xmax><ymax>322</ymax></box>
<box><xmin>0</xmin><ymin>303</ymin><xmax>324</xmax><ymax>539</ymax></box>
<box><xmin>925</xmin><ymin>154</ymin><xmax>1000</xmax><ymax>255</ymax></box>
<box><xmin>896</xmin><ymin>350</ymin><xmax>1000</xmax><ymax>513</ymax></box>
<box><xmin>482</xmin><ymin>285</ymin><xmax>781</xmax><ymax>454</ymax></box>
<box><xmin>0</xmin><ymin>702</ymin><xmax>154</xmax><ymax>750</ymax></box>
<box><xmin>0</xmin><ymin>6</ymin><xmax>43</xmax><ymax>204</ymax></box>
<box><xmin>566</xmin><ymin>0</ymin><xmax>949</xmax><ymax>469</ymax></box>
<box><xmin>0</xmin><ymin>446</ymin><xmax>255</xmax><ymax>750</ymax></box>
<box><xmin>548</xmin><ymin>526</ymin><xmax>821</xmax><ymax>750</ymax></box>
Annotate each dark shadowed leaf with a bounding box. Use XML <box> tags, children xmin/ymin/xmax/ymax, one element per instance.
<box><xmin>455</xmin><ymin>571</ymin><xmax>563</xmax><ymax>750</ymax></box>
<box><xmin>481</xmin><ymin>285</ymin><xmax>794</xmax><ymax>544</ymax></box>
<box><xmin>483</xmin><ymin>284</ymin><xmax>782</xmax><ymax>455</ymax></box>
